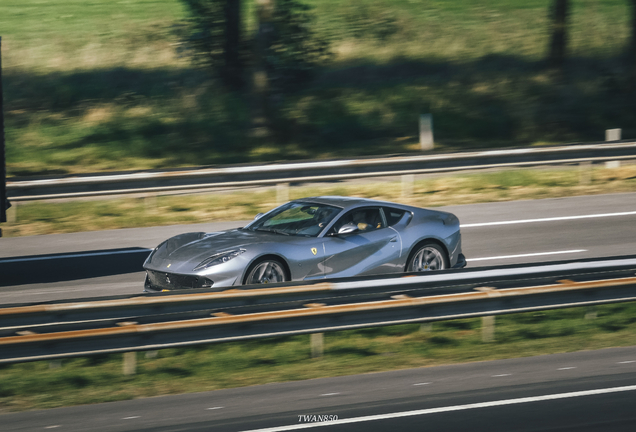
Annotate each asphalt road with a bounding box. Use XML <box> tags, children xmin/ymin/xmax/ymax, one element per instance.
<box><xmin>2</xmin><ymin>346</ymin><xmax>636</xmax><ymax>431</ymax></box>
<box><xmin>1</xmin><ymin>192</ymin><xmax>635</xmax><ymax>304</ymax></box>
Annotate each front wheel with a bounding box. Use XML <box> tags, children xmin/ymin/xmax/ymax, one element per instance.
<box><xmin>244</xmin><ymin>258</ymin><xmax>288</xmax><ymax>285</ymax></box>
<box><xmin>406</xmin><ymin>243</ymin><xmax>448</xmax><ymax>272</ymax></box>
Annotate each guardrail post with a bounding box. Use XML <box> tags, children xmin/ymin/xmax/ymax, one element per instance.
<box><xmin>401</xmin><ymin>174</ymin><xmax>414</xmax><ymax>198</ymax></box>
<box><xmin>6</xmin><ymin>200</ymin><xmax>15</xmax><ymax>223</ymax></box>
<box><xmin>144</xmin><ymin>195</ymin><xmax>157</xmax><ymax>212</ymax></box>
<box><xmin>123</xmin><ymin>352</ymin><xmax>137</xmax><ymax>375</ymax></box>
<box><xmin>310</xmin><ymin>333</ymin><xmax>324</xmax><ymax>358</ymax></box>
<box><xmin>605</xmin><ymin>128</ymin><xmax>621</xmax><ymax>141</ymax></box>
<box><xmin>420</xmin><ymin>323</ymin><xmax>433</xmax><ymax>333</ymax></box>
<box><xmin>277</xmin><ymin>182</ymin><xmax>289</xmax><ymax>205</ymax></box>
<box><xmin>419</xmin><ymin>114</ymin><xmax>434</xmax><ymax>151</ymax></box>
<box><xmin>579</xmin><ymin>161</ymin><xmax>592</xmax><ymax>185</ymax></box>
<box><xmin>482</xmin><ymin>316</ymin><xmax>495</xmax><ymax>342</ymax></box>
<box><xmin>605</xmin><ymin>160</ymin><xmax>620</xmax><ymax>169</ymax></box>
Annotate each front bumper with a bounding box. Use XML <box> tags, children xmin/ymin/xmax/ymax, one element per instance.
<box><xmin>452</xmin><ymin>253</ymin><xmax>467</xmax><ymax>269</ymax></box>
<box><xmin>144</xmin><ymin>270</ymin><xmax>215</xmax><ymax>292</ymax></box>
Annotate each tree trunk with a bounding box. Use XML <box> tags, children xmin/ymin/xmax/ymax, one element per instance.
<box><xmin>251</xmin><ymin>0</ymin><xmax>275</xmax><ymax>138</ymax></box>
<box><xmin>629</xmin><ymin>0</ymin><xmax>636</xmax><ymax>72</ymax></box>
<box><xmin>223</xmin><ymin>0</ymin><xmax>243</xmax><ymax>90</ymax></box>
<box><xmin>548</xmin><ymin>0</ymin><xmax>569</xmax><ymax>69</ymax></box>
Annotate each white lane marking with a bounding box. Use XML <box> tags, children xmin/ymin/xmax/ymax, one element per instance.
<box><xmin>44</xmin><ymin>427</ymin><xmax>61</xmax><ymax>430</ymax></box>
<box><xmin>0</xmin><ymin>249</ymin><xmax>152</xmax><ymax>264</ymax></box>
<box><xmin>413</xmin><ymin>382</ymin><xmax>431</xmax><ymax>386</ymax></box>
<box><xmin>122</xmin><ymin>416</ymin><xmax>140</xmax><ymax>420</ymax></box>
<box><xmin>492</xmin><ymin>374</ymin><xmax>511</xmax><ymax>377</ymax></box>
<box><xmin>467</xmin><ymin>250</ymin><xmax>586</xmax><ymax>262</ymax></box>
<box><xmin>239</xmin><ymin>385</ymin><xmax>636</xmax><ymax>432</ymax></box>
<box><xmin>558</xmin><ymin>367</ymin><xmax>576</xmax><ymax>370</ymax></box>
<box><xmin>207</xmin><ymin>407</ymin><xmax>224</xmax><ymax>410</ymax></box>
<box><xmin>618</xmin><ymin>361</ymin><xmax>636</xmax><ymax>364</ymax></box>
<box><xmin>461</xmin><ymin>211</ymin><xmax>636</xmax><ymax>228</ymax></box>
<box><xmin>320</xmin><ymin>393</ymin><xmax>340</xmax><ymax>396</ymax></box>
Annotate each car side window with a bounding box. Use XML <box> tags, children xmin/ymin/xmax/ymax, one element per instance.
<box><xmin>382</xmin><ymin>207</ymin><xmax>407</xmax><ymax>226</ymax></box>
<box><xmin>331</xmin><ymin>207</ymin><xmax>386</xmax><ymax>234</ymax></box>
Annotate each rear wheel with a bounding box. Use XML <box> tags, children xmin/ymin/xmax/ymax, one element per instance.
<box><xmin>244</xmin><ymin>258</ymin><xmax>288</xmax><ymax>285</ymax></box>
<box><xmin>406</xmin><ymin>243</ymin><xmax>448</xmax><ymax>272</ymax></box>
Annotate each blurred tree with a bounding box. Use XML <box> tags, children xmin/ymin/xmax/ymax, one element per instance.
<box><xmin>266</xmin><ymin>0</ymin><xmax>330</xmax><ymax>94</ymax></box>
<box><xmin>182</xmin><ymin>0</ymin><xmax>329</xmax><ymax>137</ymax></box>
<box><xmin>182</xmin><ymin>0</ymin><xmax>244</xmax><ymax>90</ymax></box>
<box><xmin>548</xmin><ymin>0</ymin><xmax>569</xmax><ymax>69</ymax></box>
<box><xmin>253</xmin><ymin>0</ymin><xmax>330</xmax><ymax>136</ymax></box>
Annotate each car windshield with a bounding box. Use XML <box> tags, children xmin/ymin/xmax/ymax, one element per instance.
<box><xmin>248</xmin><ymin>202</ymin><xmax>341</xmax><ymax>237</ymax></box>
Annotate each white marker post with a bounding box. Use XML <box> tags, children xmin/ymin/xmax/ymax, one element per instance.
<box><xmin>605</xmin><ymin>128</ymin><xmax>621</xmax><ymax>141</ymax></box>
<box><xmin>419</xmin><ymin>114</ymin><xmax>434</xmax><ymax>151</ymax></box>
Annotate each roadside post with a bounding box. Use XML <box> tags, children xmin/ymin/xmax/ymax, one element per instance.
<box><xmin>605</xmin><ymin>128</ymin><xmax>622</xmax><ymax>141</ymax></box>
<box><xmin>605</xmin><ymin>129</ymin><xmax>622</xmax><ymax>169</ymax></box>
<box><xmin>419</xmin><ymin>114</ymin><xmax>434</xmax><ymax>151</ymax></box>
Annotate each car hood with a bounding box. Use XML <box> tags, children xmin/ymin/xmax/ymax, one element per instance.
<box><xmin>145</xmin><ymin>229</ymin><xmax>281</xmax><ymax>273</ymax></box>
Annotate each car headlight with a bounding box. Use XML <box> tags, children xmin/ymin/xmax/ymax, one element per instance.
<box><xmin>193</xmin><ymin>249</ymin><xmax>246</xmax><ymax>271</ymax></box>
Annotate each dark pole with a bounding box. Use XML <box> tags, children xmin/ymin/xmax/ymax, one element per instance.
<box><xmin>630</xmin><ymin>0</ymin><xmax>636</xmax><ymax>77</ymax></box>
<box><xmin>224</xmin><ymin>0</ymin><xmax>243</xmax><ymax>90</ymax></box>
<box><xmin>0</xmin><ymin>36</ymin><xmax>7</xmax><ymax>230</ymax></box>
<box><xmin>548</xmin><ymin>0</ymin><xmax>569</xmax><ymax>69</ymax></box>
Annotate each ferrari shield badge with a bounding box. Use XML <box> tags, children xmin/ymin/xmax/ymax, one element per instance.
<box><xmin>311</xmin><ymin>248</ymin><xmax>318</xmax><ymax>256</ymax></box>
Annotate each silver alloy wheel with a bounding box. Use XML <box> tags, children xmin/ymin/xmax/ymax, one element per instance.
<box><xmin>407</xmin><ymin>245</ymin><xmax>446</xmax><ymax>272</ymax></box>
<box><xmin>245</xmin><ymin>260</ymin><xmax>287</xmax><ymax>284</ymax></box>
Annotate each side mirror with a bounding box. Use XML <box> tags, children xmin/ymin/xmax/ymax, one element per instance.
<box><xmin>337</xmin><ymin>222</ymin><xmax>359</xmax><ymax>235</ymax></box>
<box><xmin>254</xmin><ymin>213</ymin><xmax>264</xmax><ymax>220</ymax></box>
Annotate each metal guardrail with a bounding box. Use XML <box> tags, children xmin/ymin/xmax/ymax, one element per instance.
<box><xmin>1</xmin><ymin>256</ymin><xmax>636</xmax><ymax>364</ymax></box>
<box><xmin>3</xmin><ymin>256</ymin><xmax>636</xmax><ymax>329</ymax></box>
<box><xmin>6</xmin><ymin>141</ymin><xmax>636</xmax><ymax>201</ymax></box>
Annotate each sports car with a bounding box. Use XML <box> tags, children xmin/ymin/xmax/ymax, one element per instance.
<box><xmin>143</xmin><ymin>196</ymin><xmax>466</xmax><ymax>291</ymax></box>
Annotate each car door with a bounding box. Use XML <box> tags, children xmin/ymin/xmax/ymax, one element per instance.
<box><xmin>321</xmin><ymin>207</ymin><xmax>403</xmax><ymax>278</ymax></box>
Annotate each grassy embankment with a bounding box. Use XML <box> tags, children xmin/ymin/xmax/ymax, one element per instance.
<box><xmin>1</xmin><ymin>0</ymin><xmax>634</xmax><ymax>177</ymax></box>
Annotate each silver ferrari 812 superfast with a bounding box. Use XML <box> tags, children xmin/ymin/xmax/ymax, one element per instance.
<box><xmin>143</xmin><ymin>196</ymin><xmax>466</xmax><ymax>291</ymax></box>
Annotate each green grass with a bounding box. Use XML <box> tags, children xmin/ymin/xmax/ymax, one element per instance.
<box><xmin>4</xmin><ymin>164</ymin><xmax>636</xmax><ymax>237</ymax></box>
<box><xmin>2</xmin><ymin>0</ymin><xmax>635</xmax><ymax>177</ymax></box>
<box><xmin>1</xmin><ymin>302</ymin><xmax>635</xmax><ymax>412</ymax></box>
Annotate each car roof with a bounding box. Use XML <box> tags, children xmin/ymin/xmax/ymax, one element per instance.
<box><xmin>292</xmin><ymin>196</ymin><xmax>412</xmax><ymax>211</ymax></box>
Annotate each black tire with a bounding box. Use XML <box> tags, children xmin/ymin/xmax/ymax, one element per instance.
<box><xmin>406</xmin><ymin>242</ymin><xmax>448</xmax><ymax>272</ymax></box>
<box><xmin>243</xmin><ymin>258</ymin><xmax>289</xmax><ymax>285</ymax></box>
